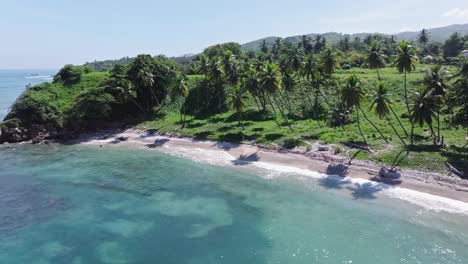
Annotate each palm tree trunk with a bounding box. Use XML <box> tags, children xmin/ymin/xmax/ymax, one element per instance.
<box><xmin>272</xmin><ymin>95</ymin><xmax>294</xmax><ymax>132</ymax></box>
<box><xmin>389</xmin><ymin>105</ymin><xmax>408</xmax><ymax>137</ymax></box>
<box><xmin>386</xmin><ymin>115</ymin><xmax>407</xmax><ymax>147</ymax></box>
<box><xmin>301</xmin><ymin>76</ymin><xmax>315</xmax><ymax>110</ymax></box>
<box><xmin>285</xmin><ymin>91</ymin><xmax>292</xmax><ymax>113</ymax></box>
<box><xmin>180</xmin><ymin>101</ymin><xmax>186</xmax><ymax>129</ymax></box>
<box><xmin>359</xmin><ymin>106</ymin><xmax>389</xmax><ymax>143</ymax></box>
<box><xmin>428</xmin><ymin>123</ymin><xmax>437</xmax><ymax>145</ymax></box>
<box><xmin>437</xmin><ymin>111</ymin><xmax>441</xmax><ymax>144</ymax></box>
<box><xmin>376</xmin><ymin>68</ymin><xmax>381</xmax><ymax>80</ymax></box>
<box><xmin>266</xmin><ymin>95</ymin><xmax>282</xmax><ymax>129</ymax></box>
<box><xmin>356</xmin><ymin>110</ymin><xmax>368</xmax><ymax>147</ymax></box>
<box><xmin>403</xmin><ymin>70</ymin><xmax>414</xmax><ymax>145</ymax></box>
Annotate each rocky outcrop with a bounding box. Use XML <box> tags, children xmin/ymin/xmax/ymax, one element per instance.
<box><xmin>0</xmin><ymin>121</ymin><xmax>58</xmax><ymax>144</ymax></box>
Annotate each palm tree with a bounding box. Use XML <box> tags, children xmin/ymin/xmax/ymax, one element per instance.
<box><xmin>221</xmin><ymin>50</ymin><xmax>239</xmax><ymax>86</ymax></box>
<box><xmin>367</xmin><ymin>42</ymin><xmax>386</xmax><ymax>80</ymax></box>
<box><xmin>418</xmin><ymin>29</ymin><xmax>430</xmax><ymax>46</ymax></box>
<box><xmin>370</xmin><ymin>82</ymin><xmax>408</xmax><ymax>147</ymax></box>
<box><xmin>171</xmin><ymin>75</ymin><xmax>189</xmax><ymax>128</ymax></box>
<box><xmin>197</xmin><ymin>55</ymin><xmax>210</xmax><ymax>76</ymax></box>
<box><xmin>243</xmin><ymin>67</ymin><xmax>265</xmax><ymax>111</ymax></box>
<box><xmin>423</xmin><ymin>64</ymin><xmax>451</xmax><ymax>143</ymax></box>
<box><xmin>342</xmin><ymin>75</ymin><xmax>389</xmax><ymax>146</ymax></box>
<box><xmin>281</xmin><ymin>70</ymin><xmax>296</xmax><ymax>113</ymax></box>
<box><xmin>411</xmin><ymin>89</ymin><xmax>440</xmax><ymax>144</ymax></box>
<box><xmin>320</xmin><ymin>47</ymin><xmax>339</xmax><ymax>76</ymax></box>
<box><xmin>341</xmin><ymin>75</ymin><xmax>368</xmax><ymax>146</ymax></box>
<box><xmin>229</xmin><ymin>87</ymin><xmax>247</xmax><ymax>129</ymax></box>
<box><xmin>259</xmin><ymin>63</ymin><xmax>294</xmax><ymax>131</ymax></box>
<box><xmin>394</xmin><ymin>40</ymin><xmax>419</xmax><ymax>145</ymax></box>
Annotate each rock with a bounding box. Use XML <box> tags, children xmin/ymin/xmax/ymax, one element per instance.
<box><xmin>317</xmin><ymin>146</ymin><xmax>329</xmax><ymax>152</ymax></box>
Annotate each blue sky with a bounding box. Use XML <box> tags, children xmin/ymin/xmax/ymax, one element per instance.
<box><xmin>1</xmin><ymin>0</ymin><xmax>468</xmax><ymax>69</ymax></box>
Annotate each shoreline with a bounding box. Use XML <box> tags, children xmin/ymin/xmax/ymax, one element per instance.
<box><xmin>62</xmin><ymin>128</ymin><xmax>468</xmax><ymax>213</ymax></box>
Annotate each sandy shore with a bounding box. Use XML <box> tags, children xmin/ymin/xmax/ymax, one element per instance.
<box><xmin>73</xmin><ymin>128</ymin><xmax>468</xmax><ymax>213</ymax></box>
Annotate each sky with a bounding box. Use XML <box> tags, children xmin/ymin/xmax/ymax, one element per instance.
<box><xmin>1</xmin><ymin>0</ymin><xmax>468</xmax><ymax>69</ymax></box>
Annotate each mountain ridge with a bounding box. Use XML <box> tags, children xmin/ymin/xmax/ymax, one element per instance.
<box><xmin>241</xmin><ymin>23</ymin><xmax>468</xmax><ymax>51</ymax></box>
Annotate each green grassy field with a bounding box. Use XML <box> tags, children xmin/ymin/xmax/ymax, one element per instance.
<box><xmin>136</xmin><ymin>65</ymin><xmax>467</xmax><ymax>173</ymax></box>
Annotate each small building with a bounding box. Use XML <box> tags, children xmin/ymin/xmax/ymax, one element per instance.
<box><xmin>464</xmin><ymin>50</ymin><xmax>468</xmax><ymax>58</ymax></box>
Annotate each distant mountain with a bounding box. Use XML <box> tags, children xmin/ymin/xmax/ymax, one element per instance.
<box><xmin>241</xmin><ymin>23</ymin><xmax>468</xmax><ymax>51</ymax></box>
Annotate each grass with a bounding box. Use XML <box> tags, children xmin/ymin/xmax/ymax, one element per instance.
<box><xmin>136</xmin><ymin>65</ymin><xmax>467</xmax><ymax>173</ymax></box>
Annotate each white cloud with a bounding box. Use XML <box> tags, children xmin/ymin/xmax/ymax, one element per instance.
<box><xmin>443</xmin><ymin>8</ymin><xmax>468</xmax><ymax>18</ymax></box>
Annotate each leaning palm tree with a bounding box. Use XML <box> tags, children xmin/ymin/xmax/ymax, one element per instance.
<box><xmin>243</xmin><ymin>67</ymin><xmax>265</xmax><ymax>111</ymax></box>
<box><xmin>281</xmin><ymin>70</ymin><xmax>296</xmax><ymax>113</ymax></box>
<box><xmin>171</xmin><ymin>75</ymin><xmax>189</xmax><ymax>128</ymax></box>
<box><xmin>423</xmin><ymin>64</ymin><xmax>451</xmax><ymax>143</ymax></box>
<box><xmin>342</xmin><ymin>75</ymin><xmax>389</xmax><ymax>146</ymax></box>
<box><xmin>259</xmin><ymin>63</ymin><xmax>294</xmax><ymax>131</ymax></box>
<box><xmin>229</xmin><ymin>87</ymin><xmax>247</xmax><ymax>129</ymax></box>
<box><xmin>370</xmin><ymin>82</ymin><xmax>408</xmax><ymax>148</ymax></box>
<box><xmin>394</xmin><ymin>40</ymin><xmax>419</xmax><ymax>145</ymax></box>
<box><xmin>367</xmin><ymin>41</ymin><xmax>387</xmax><ymax>80</ymax></box>
<box><xmin>341</xmin><ymin>75</ymin><xmax>368</xmax><ymax>146</ymax></box>
<box><xmin>411</xmin><ymin>89</ymin><xmax>440</xmax><ymax>144</ymax></box>
<box><xmin>418</xmin><ymin>29</ymin><xmax>430</xmax><ymax>46</ymax></box>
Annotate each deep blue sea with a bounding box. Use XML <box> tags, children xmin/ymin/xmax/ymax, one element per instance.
<box><xmin>0</xmin><ymin>70</ymin><xmax>468</xmax><ymax>263</ymax></box>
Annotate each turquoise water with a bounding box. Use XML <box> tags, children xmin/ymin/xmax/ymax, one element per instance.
<box><xmin>0</xmin><ymin>70</ymin><xmax>468</xmax><ymax>263</ymax></box>
<box><xmin>0</xmin><ymin>69</ymin><xmax>55</xmax><ymax>120</ymax></box>
<box><xmin>0</xmin><ymin>144</ymin><xmax>468</xmax><ymax>263</ymax></box>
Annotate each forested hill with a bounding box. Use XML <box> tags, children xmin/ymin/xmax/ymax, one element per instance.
<box><xmin>242</xmin><ymin>23</ymin><xmax>468</xmax><ymax>51</ymax></box>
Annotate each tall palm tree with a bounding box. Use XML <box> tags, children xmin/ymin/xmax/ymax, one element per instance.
<box><xmin>243</xmin><ymin>67</ymin><xmax>265</xmax><ymax>111</ymax></box>
<box><xmin>281</xmin><ymin>70</ymin><xmax>296</xmax><ymax>113</ymax></box>
<box><xmin>320</xmin><ymin>47</ymin><xmax>339</xmax><ymax>76</ymax></box>
<box><xmin>197</xmin><ymin>55</ymin><xmax>210</xmax><ymax>76</ymax></box>
<box><xmin>418</xmin><ymin>29</ymin><xmax>430</xmax><ymax>46</ymax></box>
<box><xmin>370</xmin><ymin>82</ymin><xmax>407</xmax><ymax>147</ymax></box>
<box><xmin>171</xmin><ymin>75</ymin><xmax>189</xmax><ymax>128</ymax></box>
<box><xmin>259</xmin><ymin>63</ymin><xmax>293</xmax><ymax>131</ymax></box>
<box><xmin>221</xmin><ymin>50</ymin><xmax>239</xmax><ymax>86</ymax></box>
<box><xmin>342</xmin><ymin>75</ymin><xmax>389</xmax><ymax>146</ymax></box>
<box><xmin>289</xmin><ymin>48</ymin><xmax>312</xmax><ymax>112</ymax></box>
<box><xmin>394</xmin><ymin>40</ymin><xmax>419</xmax><ymax>145</ymax></box>
<box><xmin>423</xmin><ymin>64</ymin><xmax>451</xmax><ymax>143</ymax></box>
<box><xmin>367</xmin><ymin>42</ymin><xmax>387</xmax><ymax>80</ymax></box>
<box><xmin>411</xmin><ymin>89</ymin><xmax>440</xmax><ymax>144</ymax></box>
<box><xmin>341</xmin><ymin>75</ymin><xmax>368</xmax><ymax>146</ymax></box>
<box><xmin>229</xmin><ymin>87</ymin><xmax>247</xmax><ymax>129</ymax></box>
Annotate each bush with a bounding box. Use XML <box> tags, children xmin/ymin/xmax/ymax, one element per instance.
<box><xmin>341</xmin><ymin>64</ymin><xmax>352</xmax><ymax>70</ymax></box>
<box><xmin>54</xmin><ymin>65</ymin><xmax>84</xmax><ymax>85</ymax></box>
<box><xmin>184</xmin><ymin>79</ymin><xmax>228</xmax><ymax>117</ymax></box>
<box><xmin>69</xmin><ymin>87</ymin><xmax>118</xmax><ymax>126</ymax></box>
<box><xmin>5</xmin><ymin>92</ymin><xmax>62</xmax><ymax>127</ymax></box>
<box><xmin>333</xmin><ymin>146</ymin><xmax>342</xmax><ymax>154</ymax></box>
<box><xmin>282</xmin><ymin>138</ymin><xmax>306</xmax><ymax>149</ymax></box>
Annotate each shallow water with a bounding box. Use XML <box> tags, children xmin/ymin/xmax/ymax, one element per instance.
<box><xmin>1</xmin><ymin>144</ymin><xmax>467</xmax><ymax>264</ymax></box>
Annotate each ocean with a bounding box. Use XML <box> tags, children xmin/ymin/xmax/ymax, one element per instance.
<box><xmin>0</xmin><ymin>70</ymin><xmax>467</xmax><ymax>263</ymax></box>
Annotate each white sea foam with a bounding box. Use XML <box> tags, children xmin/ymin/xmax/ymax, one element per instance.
<box><xmin>81</xmin><ymin>134</ymin><xmax>468</xmax><ymax>216</ymax></box>
<box><xmin>25</xmin><ymin>75</ymin><xmax>52</xmax><ymax>80</ymax></box>
<box><xmin>157</xmin><ymin>142</ymin><xmax>468</xmax><ymax>216</ymax></box>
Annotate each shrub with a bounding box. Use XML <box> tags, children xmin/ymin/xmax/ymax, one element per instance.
<box><xmin>54</xmin><ymin>65</ymin><xmax>84</xmax><ymax>85</ymax></box>
<box><xmin>341</xmin><ymin>64</ymin><xmax>352</xmax><ymax>70</ymax></box>
<box><xmin>282</xmin><ymin>138</ymin><xmax>306</xmax><ymax>149</ymax></box>
<box><xmin>333</xmin><ymin>146</ymin><xmax>342</xmax><ymax>154</ymax></box>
